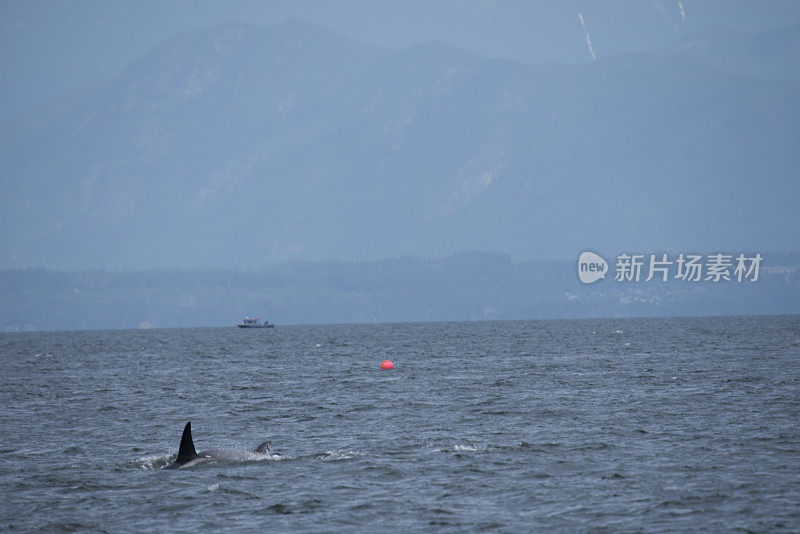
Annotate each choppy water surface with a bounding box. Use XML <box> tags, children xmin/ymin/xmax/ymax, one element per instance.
<box><xmin>1</xmin><ymin>316</ymin><xmax>799</xmax><ymax>531</ymax></box>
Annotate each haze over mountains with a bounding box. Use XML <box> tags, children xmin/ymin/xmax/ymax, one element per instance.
<box><xmin>4</xmin><ymin>252</ymin><xmax>799</xmax><ymax>331</ymax></box>
<box><xmin>3</xmin><ymin>0</ymin><xmax>800</xmax><ymax>118</ymax></box>
<box><xmin>2</xmin><ymin>14</ymin><xmax>798</xmax><ymax>270</ymax></box>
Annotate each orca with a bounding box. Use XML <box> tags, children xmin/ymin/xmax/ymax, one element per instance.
<box><xmin>163</xmin><ymin>422</ymin><xmax>273</xmax><ymax>469</ymax></box>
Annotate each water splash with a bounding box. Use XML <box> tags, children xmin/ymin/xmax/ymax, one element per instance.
<box><xmin>316</xmin><ymin>450</ymin><xmax>365</xmax><ymax>461</ymax></box>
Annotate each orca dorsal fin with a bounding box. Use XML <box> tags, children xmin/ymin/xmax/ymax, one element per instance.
<box><xmin>176</xmin><ymin>421</ymin><xmax>199</xmax><ymax>465</ymax></box>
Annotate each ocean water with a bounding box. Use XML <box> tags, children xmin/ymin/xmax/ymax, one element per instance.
<box><xmin>1</xmin><ymin>316</ymin><xmax>799</xmax><ymax>532</ymax></box>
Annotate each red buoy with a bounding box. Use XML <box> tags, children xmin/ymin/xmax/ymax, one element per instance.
<box><xmin>380</xmin><ymin>360</ymin><xmax>394</xmax><ymax>370</ymax></box>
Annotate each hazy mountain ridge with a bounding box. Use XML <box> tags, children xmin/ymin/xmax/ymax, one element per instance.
<box><xmin>2</xmin><ymin>252</ymin><xmax>798</xmax><ymax>331</ymax></box>
<box><xmin>4</xmin><ymin>0</ymin><xmax>799</xmax><ymax>119</ymax></box>
<box><xmin>2</xmin><ymin>19</ymin><xmax>798</xmax><ymax>269</ymax></box>
<box><xmin>672</xmin><ymin>22</ymin><xmax>800</xmax><ymax>80</ymax></box>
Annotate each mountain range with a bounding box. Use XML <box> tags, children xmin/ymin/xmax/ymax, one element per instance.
<box><xmin>1</xmin><ymin>19</ymin><xmax>798</xmax><ymax>269</ymax></box>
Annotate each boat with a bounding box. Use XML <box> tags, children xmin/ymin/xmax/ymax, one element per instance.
<box><xmin>237</xmin><ymin>317</ymin><xmax>275</xmax><ymax>328</ymax></box>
